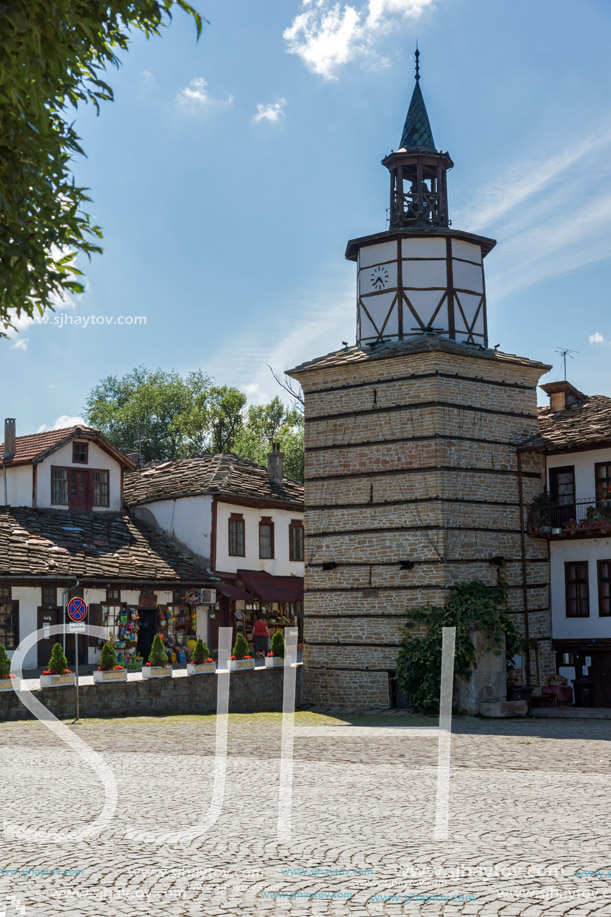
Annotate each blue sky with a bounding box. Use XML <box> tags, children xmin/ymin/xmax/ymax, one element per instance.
<box><xmin>5</xmin><ymin>0</ymin><xmax>611</xmax><ymax>434</ymax></box>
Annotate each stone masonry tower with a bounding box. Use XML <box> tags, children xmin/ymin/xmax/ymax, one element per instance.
<box><xmin>289</xmin><ymin>55</ymin><xmax>551</xmax><ymax>709</ymax></box>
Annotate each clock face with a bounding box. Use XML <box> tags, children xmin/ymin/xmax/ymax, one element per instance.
<box><xmin>370</xmin><ymin>265</ymin><xmax>390</xmax><ymax>290</ymax></box>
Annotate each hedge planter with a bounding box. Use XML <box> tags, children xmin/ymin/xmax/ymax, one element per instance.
<box><xmin>40</xmin><ymin>673</ymin><xmax>75</xmax><ymax>688</ymax></box>
<box><xmin>0</xmin><ymin>676</ymin><xmax>20</xmax><ymax>692</ymax></box>
<box><xmin>265</xmin><ymin>656</ymin><xmax>288</xmax><ymax>667</ymax></box>
<box><xmin>142</xmin><ymin>665</ymin><xmax>173</xmax><ymax>679</ymax></box>
<box><xmin>93</xmin><ymin>668</ymin><xmax>128</xmax><ymax>684</ymax></box>
<box><xmin>228</xmin><ymin>658</ymin><xmax>255</xmax><ymax>672</ymax></box>
<box><xmin>186</xmin><ymin>662</ymin><xmax>215</xmax><ymax>675</ymax></box>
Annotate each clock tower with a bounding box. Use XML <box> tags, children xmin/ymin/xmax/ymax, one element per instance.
<box><xmin>348</xmin><ymin>50</ymin><xmax>495</xmax><ymax>348</ymax></box>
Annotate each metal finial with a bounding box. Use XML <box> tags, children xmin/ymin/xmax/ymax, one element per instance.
<box><xmin>415</xmin><ymin>45</ymin><xmax>420</xmax><ymax>81</ymax></box>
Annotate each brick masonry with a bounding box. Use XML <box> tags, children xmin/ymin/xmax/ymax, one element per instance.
<box><xmin>0</xmin><ymin>667</ymin><xmax>302</xmax><ymax>722</ymax></box>
<box><xmin>290</xmin><ymin>343</ymin><xmax>552</xmax><ymax>708</ymax></box>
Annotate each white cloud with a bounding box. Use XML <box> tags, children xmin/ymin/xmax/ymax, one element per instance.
<box><xmin>243</xmin><ymin>383</ymin><xmax>260</xmax><ymax>395</ymax></box>
<box><xmin>11</xmin><ymin>336</ymin><xmax>29</xmax><ymax>351</ymax></box>
<box><xmin>177</xmin><ymin>77</ymin><xmax>233</xmax><ymax>109</ymax></box>
<box><xmin>283</xmin><ymin>0</ymin><xmax>436</xmax><ymax>79</ymax></box>
<box><xmin>141</xmin><ymin>70</ymin><xmax>155</xmax><ymax>84</ymax></box>
<box><xmin>253</xmin><ymin>98</ymin><xmax>287</xmax><ymax>124</ymax></box>
<box><xmin>589</xmin><ymin>331</ymin><xmax>607</xmax><ymax>345</ymax></box>
<box><xmin>37</xmin><ymin>415</ymin><xmax>86</xmax><ymax>433</ymax></box>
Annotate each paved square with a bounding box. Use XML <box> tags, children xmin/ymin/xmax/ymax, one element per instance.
<box><xmin>1</xmin><ymin>712</ymin><xmax>611</xmax><ymax>915</ymax></box>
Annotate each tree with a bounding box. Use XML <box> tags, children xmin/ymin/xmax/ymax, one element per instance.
<box><xmin>47</xmin><ymin>642</ymin><xmax>69</xmax><ymax>675</ymax></box>
<box><xmin>232</xmin><ymin>633</ymin><xmax>250</xmax><ymax>660</ymax></box>
<box><xmin>191</xmin><ymin>638</ymin><xmax>211</xmax><ymax>664</ymax></box>
<box><xmin>98</xmin><ymin>643</ymin><xmax>119</xmax><ymax>671</ymax></box>
<box><xmin>148</xmin><ymin>633</ymin><xmax>169</xmax><ymax>667</ymax></box>
<box><xmin>270</xmin><ymin>631</ymin><xmax>286</xmax><ymax>658</ymax></box>
<box><xmin>0</xmin><ymin>645</ymin><xmax>11</xmax><ymax>679</ymax></box>
<box><xmin>233</xmin><ymin>397</ymin><xmax>304</xmax><ymax>481</ymax></box>
<box><xmin>0</xmin><ymin>0</ymin><xmax>202</xmax><ymax>334</ymax></box>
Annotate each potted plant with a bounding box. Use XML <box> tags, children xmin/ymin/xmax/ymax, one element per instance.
<box><xmin>529</xmin><ymin>492</ymin><xmax>552</xmax><ymax>533</ymax></box>
<box><xmin>40</xmin><ymin>643</ymin><xmax>75</xmax><ymax>688</ymax></box>
<box><xmin>93</xmin><ymin>643</ymin><xmax>127</xmax><ymax>683</ymax></box>
<box><xmin>142</xmin><ymin>634</ymin><xmax>173</xmax><ymax>679</ymax></box>
<box><xmin>228</xmin><ymin>633</ymin><xmax>255</xmax><ymax>672</ymax></box>
<box><xmin>187</xmin><ymin>638</ymin><xmax>215</xmax><ymax>675</ymax></box>
<box><xmin>265</xmin><ymin>631</ymin><xmax>289</xmax><ymax>667</ymax></box>
<box><xmin>0</xmin><ymin>644</ymin><xmax>19</xmax><ymax>692</ymax></box>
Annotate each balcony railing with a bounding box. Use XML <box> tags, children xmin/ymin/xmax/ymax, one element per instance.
<box><xmin>529</xmin><ymin>498</ymin><xmax>611</xmax><ymax>537</ymax></box>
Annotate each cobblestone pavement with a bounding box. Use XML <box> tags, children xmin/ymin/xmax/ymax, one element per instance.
<box><xmin>1</xmin><ymin>711</ymin><xmax>611</xmax><ymax>916</ymax></box>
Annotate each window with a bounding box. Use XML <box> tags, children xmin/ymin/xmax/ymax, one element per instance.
<box><xmin>596</xmin><ymin>463</ymin><xmax>611</xmax><ymax>503</ymax></box>
<box><xmin>565</xmin><ymin>562</ymin><xmax>589</xmax><ymax>617</ymax></box>
<box><xmin>259</xmin><ymin>518</ymin><xmax>274</xmax><ymax>559</ymax></box>
<box><xmin>598</xmin><ymin>560</ymin><xmax>611</xmax><ymax>617</ymax></box>
<box><xmin>0</xmin><ymin>600</ymin><xmax>18</xmax><ymax>650</ymax></box>
<box><xmin>289</xmin><ymin>521</ymin><xmax>304</xmax><ymax>561</ymax></box>
<box><xmin>41</xmin><ymin>586</ymin><xmax>57</xmax><ymax>607</ymax></box>
<box><xmin>0</xmin><ymin>586</ymin><xmax>11</xmax><ymax>601</ymax></box>
<box><xmin>92</xmin><ymin>470</ymin><xmax>109</xmax><ymax>507</ymax></box>
<box><xmin>106</xmin><ymin>586</ymin><xmax>121</xmax><ymax>603</ymax></box>
<box><xmin>229</xmin><ymin>514</ymin><xmax>245</xmax><ymax>556</ymax></box>
<box><xmin>72</xmin><ymin>442</ymin><xmax>88</xmax><ymax>464</ymax></box>
<box><xmin>51</xmin><ymin>467</ymin><xmax>68</xmax><ymax>504</ymax></box>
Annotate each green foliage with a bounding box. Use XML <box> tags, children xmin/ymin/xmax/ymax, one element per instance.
<box><xmin>0</xmin><ymin>645</ymin><xmax>11</xmax><ymax>678</ymax></box>
<box><xmin>148</xmin><ymin>633</ymin><xmax>169</xmax><ymax>667</ymax></box>
<box><xmin>85</xmin><ymin>367</ymin><xmax>304</xmax><ymax>480</ymax></box>
<box><xmin>191</xmin><ymin>638</ymin><xmax>210</xmax><ymax>664</ymax></box>
<box><xmin>99</xmin><ymin>643</ymin><xmax>118</xmax><ymax>671</ymax></box>
<box><xmin>48</xmin><ymin>642</ymin><xmax>68</xmax><ymax>675</ymax></box>
<box><xmin>270</xmin><ymin>631</ymin><xmax>286</xmax><ymax>658</ymax></box>
<box><xmin>395</xmin><ymin>577</ymin><xmax>521</xmax><ymax>713</ymax></box>
<box><xmin>0</xmin><ymin>0</ymin><xmax>202</xmax><ymax>334</ymax></box>
<box><xmin>232</xmin><ymin>633</ymin><xmax>250</xmax><ymax>660</ymax></box>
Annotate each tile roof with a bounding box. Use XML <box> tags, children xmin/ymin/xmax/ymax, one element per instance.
<box><xmin>124</xmin><ymin>454</ymin><xmax>304</xmax><ymax>509</ymax></box>
<box><xmin>0</xmin><ymin>425</ymin><xmax>135</xmax><ymax>468</ymax></box>
<box><xmin>519</xmin><ymin>395</ymin><xmax>611</xmax><ymax>453</ymax></box>
<box><xmin>288</xmin><ymin>333</ymin><xmax>551</xmax><ymax>376</ymax></box>
<box><xmin>0</xmin><ymin>506</ymin><xmax>210</xmax><ymax>583</ymax></box>
<box><xmin>399</xmin><ymin>80</ymin><xmax>436</xmax><ymax>151</ymax></box>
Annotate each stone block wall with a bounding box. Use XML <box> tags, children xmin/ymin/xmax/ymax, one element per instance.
<box><xmin>290</xmin><ymin>343</ymin><xmax>551</xmax><ymax>708</ymax></box>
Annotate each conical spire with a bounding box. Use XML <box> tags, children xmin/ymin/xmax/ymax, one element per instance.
<box><xmin>399</xmin><ymin>49</ymin><xmax>435</xmax><ymax>151</ymax></box>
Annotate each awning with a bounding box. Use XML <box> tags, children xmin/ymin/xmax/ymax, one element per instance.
<box><xmin>237</xmin><ymin>570</ymin><xmax>304</xmax><ymax>604</ymax></box>
<box><xmin>215</xmin><ymin>581</ymin><xmax>252</xmax><ymax>602</ymax></box>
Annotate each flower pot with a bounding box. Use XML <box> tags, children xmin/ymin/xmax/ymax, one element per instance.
<box><xmin>186</xmin><ymin>662</ymin><xmax>215</xmax><ymax>675</ymax></box>
<box><xmin>93</xmin><ymin>668</ymin><xmax>127</xmax><ymax>684</ymax></box>
<box><xmin>228</xmin><ymin>658</ymin><xmax>255</xmax><ymax>672</ymax></box>
<box><xmin>40</xmin><ymin>673</ymin><xmax>75</xmax><ymax>688</ymax></box>
<box><xmin>0</xmin><ymin>676</ymin><xmax>20</xmax><ymax>692</ymax></box>
<box><xmin>142</xmin><ymin>666</ymin><xmax>173</xmax><ymax>679</ymax></box>
<box><xmin>265</xmin><ymin>656</ymin><xmax>288</xmax><ymax>667</ymax></box>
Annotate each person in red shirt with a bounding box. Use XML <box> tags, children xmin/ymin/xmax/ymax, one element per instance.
<box><xmin>251</xmin><ymin>614</ymin><xmax>269</xmax><ymax>658</ymax></box>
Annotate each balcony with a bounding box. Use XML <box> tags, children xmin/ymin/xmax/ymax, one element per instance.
<box><xmin>529</xmin><ymin>496</ymin><xmax>611</xmax><ymax>539</ymax></box>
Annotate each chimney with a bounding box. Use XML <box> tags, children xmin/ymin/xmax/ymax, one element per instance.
<box><xmin>540</xmin><ymin>381</ymin><xmax>588</xmax><ymax>414</ymax></box>
<box><xmin>267</xmin><ymin>442</ymin><xmax>284</xmax><ymax>485</ymax></box>
<box><xmin>4</xmin><ymin>418</ymin><xmax>16</xmax><ymax>458</ymax></box>
<box><xmin>126</xmin><ymin>452</ymin><xmax>141</xmax><ymax>466</ymax></box>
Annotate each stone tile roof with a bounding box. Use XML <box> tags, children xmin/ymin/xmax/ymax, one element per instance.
<box><xmin>124</xmin><ymin>454</ymin><xmax>304</xmax><ymax>509</ymax></box>
<box><xmin>0</xmin><ymin>425</ymin><xmax>135</xmax><ymax>469</ymax></box>
<box><xmin>519</xmin><ymin>395</ymin><xmax>611</xmax><ymax>453</ymax></box>
<box><xmin>0</xmin><ymin>506</ymin><xmax>209</xmax><ymax>583</ymax></box>
<box><xmin>288</xmin><ymin>333</ymin><xmax>551</xmax><ymax>376</ymax></box>
<box><xmin>399</xmin><ymin>80</ymin><xmax>436</xmax><ymax>151</ymax></box>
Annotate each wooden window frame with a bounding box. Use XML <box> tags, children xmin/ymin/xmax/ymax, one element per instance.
<box><xmin>565</xmin><ymin>561</ymin><xmax>590</xmax><ymax>618</ymax></box>
<box><xmin>41</xmin><ymin>586</ymin><xmax>57</xmax><ymax>607</ymax></box>
<box><xmin>72</xmin><ymin>441</ymin><xmax>89</xmax><ymax>464</ymax></box>
<box><xmin>549</xmin><ymin>465</ymin><xmax>576</xmax><ymax>504</ymax></box>
<box><xmin>595</xmin><ymin>462</ymin><xmax>611</xmax><ymax>501</ymax></box>
<box><xmin>228</xmin><ymin>513</ymin><xmax>245</xmax><ymax>557</ymax></box>
<box><xmin>0</xmin><ymin>599</ymin><xmax>19</xmax><ymax>650</ymax></box>
<box><xmin>598</xmin><ymin>559</ymin><xmax>611</xmax><ymax>617</ymax></box>
<box><xmin>0</xmin><ymin>585</ymin><xmax>11</xmax><ymax>601</ymax></box>
<box><xmin>289</xmin><ymin>520</ymin><xmax>304</xmax><ymax>562</ymax></box>
<box><xmin>259</xmin><ymin>517</ymin><xmax>275</xmax><ymax>560</ymax></box>
<box><xmin>51</xmin><ymin>466</ymin><xmax>69</xmax><ymax>505</ymax></box>
<box><xmin>92</xmin><ymin>469</ymin><xmax>110</xmax><ymax>507</ymax></box>
<box><xmin>106</xmin><ymin>586</ymin><xmax>121</xmax><ymax>603</ymax></box>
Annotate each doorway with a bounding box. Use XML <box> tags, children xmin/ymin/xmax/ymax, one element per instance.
<box><xmin>137</xmin><ymin>608</ymin><xmax>158</xmax><ymax>663</ymax></box>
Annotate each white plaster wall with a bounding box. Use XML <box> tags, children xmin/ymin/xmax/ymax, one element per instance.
<box><xmin>37</xmin><ymin>441</ymin><xmax>123</xmax><ymax>510</ymax></box>
<box><xmin>358</xmin><ymin>240</ymin><xmax>396</xmax><ymax>268</ymax></box>
<box><xmin>12</xmin><ymin>586</ymin><xmax>42</xmax><ymax>670</ymax></box>
<box><xmin>132</xmin><ymin>496</ymin><xmax>213</xmax><ymax>564</ymax></box>
<box><xmin>3</xmin><ymin>466</ymin><xmax>32</xmax><ymax>506</ymax></box>
<box><xmin>215</xmin><ymin>501</ymin><xmax>304</xmax><ymax>577</ymax></box>
<box><xmin>550</xmin><ymin>537</ymin><xmax>611</xmax><ymax>640</ymax></box>
<box><xmin>547</xmin><ymin>447</ymin><xmax>611</xmax><ymax>502</ymax></box>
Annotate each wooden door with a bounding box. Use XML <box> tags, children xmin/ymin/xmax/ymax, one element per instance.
<box><xmin>68</xmin><ymin>469</ymin><xmax>91</xmax><ymax>511</ymax></box>
<box><xmin>37</xmin><ymin>607</ymin><xmax>62</xmax><ymax>669</ymax></box>
<box><xmin>591</xmin><ymin>652</ymin><xmax>611</xmax><ymax>707</ymax></box>
<box><xmin>549</xmin><ymin>466</ymin><xmax>575</xmax><ymax>525</ymax></box>
<box><xmin>137</xmin><ymin>608</ymin><xmax>158</xmax><ymax>663</ymax></box>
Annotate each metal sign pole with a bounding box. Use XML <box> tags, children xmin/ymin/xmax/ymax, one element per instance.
<box><xmin>75</xmin><ymin>630</ymin><xmax>80</xmax><ymax>721</ymax></box>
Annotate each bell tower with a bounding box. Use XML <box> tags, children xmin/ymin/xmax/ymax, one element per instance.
<box><xmin>347</xmin><ymin>51</ymin><xmax>496</xmax><ymax>349</ymax></box>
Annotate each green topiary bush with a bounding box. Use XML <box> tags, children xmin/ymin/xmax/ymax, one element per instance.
<box><xmin>0</xmin><ymin>645</ymin><xmax>11</xmax><ymax>678</ymax></box>
<box><xmin>191</xmin><ymin>638</ymin><xmax>210</xmax><ymax>664</ymax></box>
<box><xmin>232</xmin><ymin>633</ymin><xmax>250</xmax><ymax>659</ymax></box>
<box><xmin>99</xmin><ymin>643</ymin><xmax>119</xmax><ymax>671</ymax></box>
<box><xmin>148</xmin><ymin>633</ymin><xmax>169</xmax><ymax>667</ymax></box>
<box><xmin>48</xmin><ymin>642</ymin><xmax>68</xmax><ymax>675</ymax></box>
<box><xmin>270</xmin><ymin>631</ymin><xmax>286</xmax><ymax>658</ymax></box>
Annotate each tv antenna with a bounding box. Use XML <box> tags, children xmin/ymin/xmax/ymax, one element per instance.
<box><xmin>555</xmin><ymin>346</ymin><xmax>578</xmax><ymax>381</ymax></box>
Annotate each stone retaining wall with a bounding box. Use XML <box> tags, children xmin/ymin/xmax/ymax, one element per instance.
<box><xmin>0</xmin><ymin>666</ymin><xmax>302</xmax><ymax>722</ymax></box>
